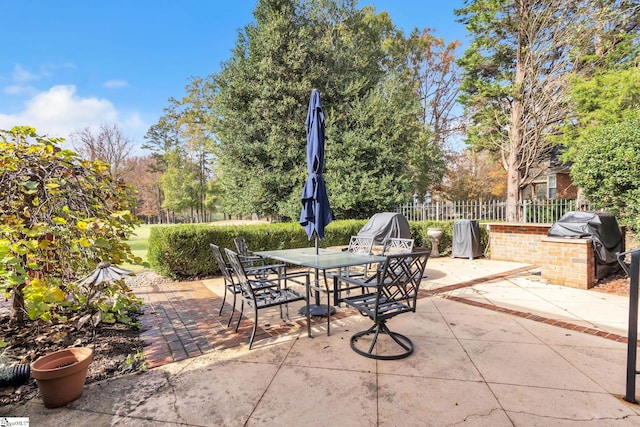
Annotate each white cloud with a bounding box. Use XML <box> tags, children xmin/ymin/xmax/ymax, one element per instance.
<box><xmin>3</xmin><ymin>85</ymin><xmax>37</xmax><ymax>96</ymax></box>
<box><xmin>103</xmin><ymin>79</ymin><xmax>128</xmax><ymax>89</ymax></box>
<box><xmin>12</xmin><ymin>64</ymin><xmax>39</xmax><ymax>83</ymax></box>
<box><xmin>0</xmin><ymin>85</ymin><xmax>146</xmax><ymax>148</ymax></box>
<box><xmin>0</xmin><ymin>85</ymin><xmax>116</xmax><ymax>138</ymax></box>
<box><xmin>9</xmin><ymin>63</ymin><xmax>75</xmax><ymax>85</ymax></box>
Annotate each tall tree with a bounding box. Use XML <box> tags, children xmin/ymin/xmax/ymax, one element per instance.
<box><xmin>144</xmin><ymin>77</ymin><xmax>218</xmax><ymax>222</ymax></box>
<box><xmin>142</xmin><ymin>107</ymin><xmax>184</xmax><ymax>223</ymax></box>
<box><xmin>70</xmin><ymin>123</ymin><xmax>135</xmax><ymax>182</ymax></box>
<box><xmin>170</xmin><ymin>77</ymin><xmax>217</xmax><ymax>222</ymax></box>
<box><xmin>121</xmin><ymin>156</ymin><xmax>164</xmax><ymax>223</ymax></box>
<box><xmin>210</xmin><ymin>0</ymin><xmax>444</xmax><ymax>220</ymax></box>
<box><xmin>409</xmin><ymin>28</ymin><xmax>464</xmax><ymax>152</ymax></box>
<box><xmin>559</xmin><ymin>0</ymin><xmax>640</xmax><ymax>160</ymax></box>
<box><xmin>442</xmin><ymin>149</ymin><xmax>507</xmax><ymax>201</ymax></box>
<box><xmin>458</xmin><ymin>0</ymin><xmax>639</xmax><ymax>221</ymax></box>
<box><xmin>160</xmin><ymin>149</ymin><xmax>201</xmax><ymax>222</ymax></box>
<box><xmin>142</xmin><ymin>113</ymin><xmax>182</xmax><ymax>174</ymax></box>
<box><xmin>569</xmin><ymin>0</ymin><xmax>640</xmax><ymax>75</ymax></box>
<box><xmin>457</xmin><ymin>0</ymin><xmax>632</xmax><ymax>220</ymax></box>
<box><xmin>457</xmin><ymin>0</ymin><xmax>589</xmax><ymax>220</ymax></box>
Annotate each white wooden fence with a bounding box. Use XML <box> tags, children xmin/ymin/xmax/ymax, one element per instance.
<box><xmin>396</xmin><ymin>199</ymin><xmax>590</xmax><ymax>223</ymax></box>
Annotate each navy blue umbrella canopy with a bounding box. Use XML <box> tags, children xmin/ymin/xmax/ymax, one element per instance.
<box><xmin>300</xmin><ymin>89</ymin><xmax>333</xmax><ymax>241</ymax></box>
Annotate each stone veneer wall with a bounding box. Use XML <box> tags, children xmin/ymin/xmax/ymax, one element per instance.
<box><xmin>487</xmin><ymin>222</ymin><xmax>601</xmax><ymax>289</ymax></box>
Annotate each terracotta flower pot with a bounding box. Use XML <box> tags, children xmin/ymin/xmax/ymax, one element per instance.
<box><xmin>30</xmin><ymin>347</ymin><xmax>93</xmax><ymax>408</ymax></box>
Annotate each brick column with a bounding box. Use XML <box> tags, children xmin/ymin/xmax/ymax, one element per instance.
<box><xmin>540</xmin><ymin>237</ymin><xmax>595</xmax><ymax>289</ymax></box>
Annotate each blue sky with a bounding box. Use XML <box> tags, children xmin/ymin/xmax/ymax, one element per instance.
<box><xmin>1</xmin><ymin>1</ymin><xmax>467</xmax><ymax>153</ymax></box>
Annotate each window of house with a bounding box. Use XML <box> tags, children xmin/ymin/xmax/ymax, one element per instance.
<box><xmin>547</xmin><ymin>174</ymin><xmax>557</xmax><ymax>199</ymax></box>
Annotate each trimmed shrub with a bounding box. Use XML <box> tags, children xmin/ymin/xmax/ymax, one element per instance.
<box><xmin>148</xmin><ymin>220</ymin><xmax>367</xmax><ymax>279</ymax></box>
<box><xmin>147</xmin><ymin>219</ymin><xmax>489</xmax><ymax>278</ymax></box>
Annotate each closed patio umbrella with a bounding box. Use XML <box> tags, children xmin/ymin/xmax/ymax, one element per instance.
<box><xmin>299</xmin><ymin>89</ymin><xmax>334</xmax><ymax>316</ymax></box>
<box><xmin>300</xmin><ymin>88</ymin><xmax>332</xmax><ymax>247</ymax></box>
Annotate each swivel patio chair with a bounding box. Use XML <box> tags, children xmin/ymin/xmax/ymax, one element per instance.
<box><xmin>225</xmin><ymin>248</ymin><xmax>309</xmax><ymax>349</ymax></box>
<box><xmin>334</xmin><ymin>250</ymin><xmax>430</xmax><ymax>360</ymax></box>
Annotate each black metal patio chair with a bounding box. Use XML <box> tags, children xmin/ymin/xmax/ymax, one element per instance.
<box><xmin>233</xmin><ymin>236</ymin><xmax>264</xmax><ymax>265</ymax></box>
<box><xmin>225</xmin><ymin>248</ymin><xmax>309</xmax><ymax>349</ymax></box>
<box><xmin>210</xmin><ymin>243</ymin><xmax>290</xmax><ymax>326</ymax></box>
<box><xmin>380</xmin><ymin>237</ymin><xmax>414</xmax><ymax>255</ymax></box>
<box><xmin>330</xmin><ymin>236</ymin><xmax>375</xmax><ymax>306</ymax></box>
<box><xmin>210</xmin><ymin>243</ymin><xmax>238</xmax><ymax>323</ymax></box>
<box><xmin>334</xmin><ymin>250</ymin><xmax>430</xmax><ymax>360</ymax></box>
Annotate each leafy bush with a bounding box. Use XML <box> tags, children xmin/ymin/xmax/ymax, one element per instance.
<box><xmin>0</xmin><ymin>126</ymin><xmax>142</xmax><ymax>325</ymax></box>
<box><xmin>570</xmin><ymin>117</ymin><xmax>640</xmax><ymax>233</ymax></box>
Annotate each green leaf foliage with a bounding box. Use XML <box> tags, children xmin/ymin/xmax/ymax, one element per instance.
<box><xmin>561</xmin><ymin>66</ymin><xmax>640</xmax><ymax>161</ymax></box>
<box><xmin>209</xmin><ymin>0</ymin><xmax>444</xmax><ymax>220</ymax></box>
<box><xmin>0</xmin><ymin>126</ymin><xmax>142</xmax><ymax>324</ymax></box>
<box><xmin>570</xmin><ymin>117</ymin><xmax>640</xmax><ymax>233</ymax></box>
<box><xmin>147</xmin><ymin>221</ymin><xmax>366</xmax><ymax>278</ymax></box>
<box><xmin>146</xmin><ymin>219</ymin><xmax>482</xmax><ymax>278</ymax></box>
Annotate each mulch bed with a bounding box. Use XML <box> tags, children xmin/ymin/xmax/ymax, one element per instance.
<box><xmin>591</xmin><ymin>271</ymin><xmax>632</xmax><ymax>296</ymax></box>
<box><xmin>0</xmin><ymin>313</ymin><xmax>144</xmax><ymax>407</ymax></box>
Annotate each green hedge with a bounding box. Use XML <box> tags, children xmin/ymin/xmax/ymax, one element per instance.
<box><xmin>148</xmin><ymin>221</ymin><xmax>365</xmax><ymax>279</ymax></box>
<box><xmin>148</xmin><ymin>220</ymin><xmax>490</xmax><ymax>279</ymax></box>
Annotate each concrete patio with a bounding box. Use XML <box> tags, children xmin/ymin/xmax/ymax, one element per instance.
<box><xmin>2</xmin><ymin>256</ymin><xmax>640</xmax><ymax>426</ymax></box>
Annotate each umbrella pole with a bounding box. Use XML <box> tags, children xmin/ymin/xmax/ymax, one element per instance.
<box><xmin>314</xmin><ymin>233</ymin><xmax>320</xmax><ymax>303</ymax></box>
<box><xmin>300</xmin><ymin>232</ymin><xmax>336</xmax><ymax>319</ymax></box>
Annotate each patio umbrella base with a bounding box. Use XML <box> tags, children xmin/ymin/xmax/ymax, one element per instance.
<box><xmin>300</xmin><ymin>304</ymin><xmax>336</xmax><ymax>317</ymax></box>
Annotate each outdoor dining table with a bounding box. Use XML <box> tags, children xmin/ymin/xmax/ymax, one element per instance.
<box><xmin>255</xmin><ymin>247</ymin><xmax>387</xmax><ymax>336</ymax></box>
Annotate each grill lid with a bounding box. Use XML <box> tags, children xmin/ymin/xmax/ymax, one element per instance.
<box><xmin>547</xmin><ymin>211</ymin><xmax>623</xmax><ymax>264</ymax></box>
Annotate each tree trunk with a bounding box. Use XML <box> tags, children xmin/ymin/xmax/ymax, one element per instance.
<box><xmin>506</xmin><ymin>7</ymin><xmax>526</xmax><ymax>223</ymax></box>
<box><xmin>10</xmin><ymin>282</ymin><xmax>25</xmax><ymax>325</ymax></box>
<box><xmin>506</xmin><ymin>154</ymin><xmax>521</xmax><ymax>222</ymax></box>
<box><xmin>506</xmin><ymin>84</ymin><xmax>524</xmax><ymax>222</ymax></box>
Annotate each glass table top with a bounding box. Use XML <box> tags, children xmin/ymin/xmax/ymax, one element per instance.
<box><xmin>255</xmin><ymin>247</ymin><xmax>386</xmax><ymax>270</ymax></box>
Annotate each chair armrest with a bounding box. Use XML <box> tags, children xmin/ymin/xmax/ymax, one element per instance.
<box><xmin>245</xmin><ymin>262</ymin><xmax>286</xmax><ymax>274</ymax></box>
<box><xmin>240</xmin><ymin>254</ymin><xmax>265</xmax><ymax>265</ymax></box>
<box><xmin>280</xmin><ymin>270</ymin><xmax>310</xmax><ymax>279</ymax></box>
<box><xmin>251</xmin><ymin>269</ymin><xmax>309</xmax><ymax>287</ymax></box>
<box><xmin>334</xmin><ymin>274</ymin><xmax>377</xmax><ymax>289</ymax></box>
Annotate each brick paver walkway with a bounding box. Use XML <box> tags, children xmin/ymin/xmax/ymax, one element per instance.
<box><xmin>136</xmin><ymin>280</ymin><xmax>351</xmax><ymax>368</ymax></box>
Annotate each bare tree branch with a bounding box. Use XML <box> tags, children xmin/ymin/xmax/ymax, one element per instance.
<box><xmin>71</xmin><ymin>123</ymin><xmax>135</xmax><ymax>182</ymax></box>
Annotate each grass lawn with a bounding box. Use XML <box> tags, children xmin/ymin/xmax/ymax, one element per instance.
<box><xmin>122</xmin><ymin>224</ymin><xmax>153</xmax><ymax>272</ymax></box>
